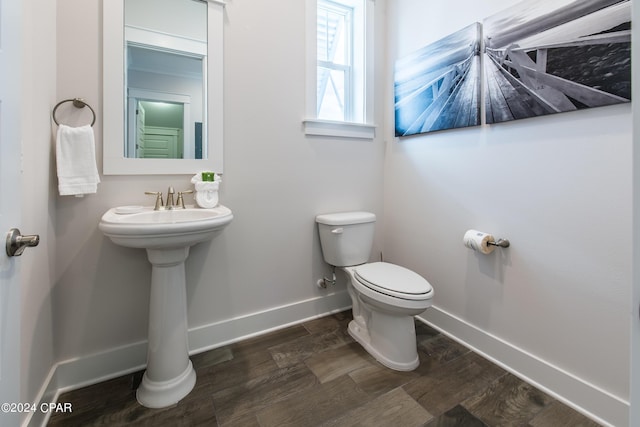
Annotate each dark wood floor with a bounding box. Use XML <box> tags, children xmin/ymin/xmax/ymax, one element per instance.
<box><xmin>48</xmin><ymin>311</ymin><xmax>601</xmax><ymax>426</ymax></box>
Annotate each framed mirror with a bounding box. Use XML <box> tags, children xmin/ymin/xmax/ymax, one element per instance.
<box><xmin>103</xmin><ymin>0</ymin><xmax>224</xmax><ymax>175</ymax></box>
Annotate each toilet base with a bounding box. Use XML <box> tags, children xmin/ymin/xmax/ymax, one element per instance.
<box><xmin>348</xmin><ymin>315</ymin><xmax>419</xmax><ymax>371</ymax></box>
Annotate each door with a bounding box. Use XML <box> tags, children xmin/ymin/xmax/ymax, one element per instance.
<box><xmin>142</xmin><ymin>127</ymin><xmax>181</xmax><ymax>158</ymax></box>
<box><xmin>136</xmin><ymin>101</ymin><xmax>146</xmax><ymax>158</ymax></box>
<box><xmin>0</xmin><ymin>0</ymin><xmax>22</xmax><ymax>420</ymax></box>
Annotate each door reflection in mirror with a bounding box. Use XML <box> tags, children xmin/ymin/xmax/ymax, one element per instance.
<box><xmin>124</xmin><ymin>0</ymin><xmax>207</xmax><ymax>160</ymax></box>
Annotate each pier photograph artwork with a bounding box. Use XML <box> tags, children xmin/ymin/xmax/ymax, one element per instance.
<box><xmin>394</xmin><ymin>23</ymin><xmax>482</xmax><ymax>136</ymax></box>
<box><xmin>483</xmin><ymin>0</ymin><xmax>631</xmax><ymax>124</ymax></box>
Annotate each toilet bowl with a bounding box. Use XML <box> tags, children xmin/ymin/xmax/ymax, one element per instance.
<box><xmin>315</xmin><ymin>212</ymin><xmax>434</xmax><ymax>371</ymax></box>
<box><xmin>344</xmin><ymin>262</ymin><xmax>433</xmax><ymax>370</ymax></box>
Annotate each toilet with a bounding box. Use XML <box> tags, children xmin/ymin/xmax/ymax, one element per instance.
<box><xmin>315</xmin><ymin>211</ymin><xmax>434</xmax><ymax>371</ymax></box>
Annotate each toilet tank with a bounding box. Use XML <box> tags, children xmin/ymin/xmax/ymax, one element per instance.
<box><xmin>315</xmin><ymin>212</ymin><xmax>376</xmax><ymax>267</ymax></box>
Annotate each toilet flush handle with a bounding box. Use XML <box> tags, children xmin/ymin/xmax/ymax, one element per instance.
<box><xmin>331</xmin><ymin>228</ymin><xmax>344</xmax><ymax>234</ymax></box>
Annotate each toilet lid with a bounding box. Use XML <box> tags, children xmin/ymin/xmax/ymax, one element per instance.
<box><xmin>354</xmin><ymin>262</ymin><xmax>433</xmax><ymax>300</ymax></box>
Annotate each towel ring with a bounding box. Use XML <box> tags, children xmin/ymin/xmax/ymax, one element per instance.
<box><xmin>52</xmin><ymin>98</ymin><xmax>96</xmax><ymax>127</ymax></box>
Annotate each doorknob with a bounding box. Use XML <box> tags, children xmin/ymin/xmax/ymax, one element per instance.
<box><xmin>6</xmin><ymin>228</ymin><xmax>40</xmax><ymax>257</ymax></box>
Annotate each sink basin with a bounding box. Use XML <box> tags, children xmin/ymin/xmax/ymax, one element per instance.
<box><xmin>99</xmin><ymin>205</ymin><xmax>233</xmax><ymax>249</ymax></box>
<box><xmin>98</xmin><ymin>204</ymin><xmax>233</xmax><ymax>409</ymax></box>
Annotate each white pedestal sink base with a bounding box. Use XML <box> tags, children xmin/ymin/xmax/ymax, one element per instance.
<box><xmin>137</xmin><ymin>362</ymin><xmax>196</xmax><ymax>408</ymax></box>
<box><xmin>137</xmin><ymin>247</ymin><xmax>195</xmax><ymax>408</ymax></box>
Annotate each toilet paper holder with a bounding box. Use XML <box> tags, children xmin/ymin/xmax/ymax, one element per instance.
<box><xmin>488</xmin><ymin>238</ymin><xmax>510</xmax><ymax>248</ymax></box>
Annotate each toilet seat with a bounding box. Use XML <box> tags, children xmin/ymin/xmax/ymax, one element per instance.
<box><xmin>354</xmin><ymin>262</ymin><xmax>433</xmax><ymax>301</ymax></box>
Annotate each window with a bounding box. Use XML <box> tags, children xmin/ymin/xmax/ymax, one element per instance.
<box><xmin>304</xmin><ymin>0</ymin><xmax>376</xmax><ymax>139</ymax></box>
<box><xmin>317</xmin><ymin>0</ymin><xmax>355</xmax><ymax>122</ymax></box>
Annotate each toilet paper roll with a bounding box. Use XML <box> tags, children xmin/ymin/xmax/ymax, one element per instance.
<box><xmin>463</xmin><ymin>230</ymin><xmax>495</xmax><ymax>255</ymax></box>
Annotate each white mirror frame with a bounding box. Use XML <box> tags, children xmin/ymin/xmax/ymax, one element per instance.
<box><xmin>103</xmin><ymin>0</ymin><xmax>224</xmax><ymax>175</ymax></box>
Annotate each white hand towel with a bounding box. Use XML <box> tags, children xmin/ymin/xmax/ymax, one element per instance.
<box><xmin>56</xmin><ymin>124</ymin><xmax>101</xmax><ymax>196</ymax></box>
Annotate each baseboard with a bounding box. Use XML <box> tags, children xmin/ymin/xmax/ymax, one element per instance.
<box><xmin>25</xmin><ymin>290</ymin><xmax>350</xmax><ymax>427</ymax></box>
<box><xmin>188</xmin><ymin>290</ymin><xmax>350</xmax><ymax>352</ymax></box>
<box><xmin>21</xmin><ymin>366</ymin><xmax>59</xmax><ymax>427</ymax></box>
<box><xmin>417</xmin><ymin>306</ymin><xmax>629</xmax><ymax>427</ymax></box>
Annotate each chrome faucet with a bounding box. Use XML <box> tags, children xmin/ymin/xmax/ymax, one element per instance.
<box><xmin>165</xmin><ymin>187</ymin><xmax>175</xmax><ymax>210</ymax></box>
<box><xmin>145</xmin><ymin>187</ymin><xmax>192</xmax><ymax>210</ymax></box>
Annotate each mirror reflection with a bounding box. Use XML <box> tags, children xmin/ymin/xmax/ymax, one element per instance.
<box><xmin>124</xmin><ymin>0</ymin><xmax>207</xmax><ymax>160</ymax></box>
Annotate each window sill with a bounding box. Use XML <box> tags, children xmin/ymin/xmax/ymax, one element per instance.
<box><xmin>303</xmin><ymin>119</ymin><xmax>376</xmax><ymax>140</ymax></box>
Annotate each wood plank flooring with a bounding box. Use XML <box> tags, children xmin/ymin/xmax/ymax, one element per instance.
<box><xmin>48</xmin><ymin>311</ymin><xmax>601</xmax><ymax>426</ymax></box>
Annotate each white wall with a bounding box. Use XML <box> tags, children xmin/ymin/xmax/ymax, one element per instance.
<box><xmin>53</xmin><ymin>0</ymin><xmax>385</xmax><ymax>365</ymax></box>
<box><xmin>630</xmin><ymin>0</ymin><xmax>640</xmax><ymax>422</ymax></box>
<box><xmin>384</xmin><ymin>1</ymin><xmax>631</xmax><ymax>425</ymax></box>
<box><xmin>20</xmin><ymin>0</ymin><xmax>57</xmax><ymax>417</ymax></box>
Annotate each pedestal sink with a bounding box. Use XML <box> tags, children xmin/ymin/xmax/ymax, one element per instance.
<box><xmin>98</xmin><ymin>205</ymin><xmax>233</xmax><ymax>408</ymax></box>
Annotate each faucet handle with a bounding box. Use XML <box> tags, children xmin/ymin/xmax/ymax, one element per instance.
<box><xmin>176</xmin><ymin>190</ymin><xmax>194</xmax><ymax>209</ymax></box>
<box><xmin>145</xmin><ymin>191</ymin><xmax>164</xmax><ymax>210</ymax></box>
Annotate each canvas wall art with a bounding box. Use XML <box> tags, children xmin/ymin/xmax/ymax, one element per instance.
<box><xmin>394</xmin><ymin>23</ymin><xmax>482</xmax><ymax>136</ymax></box>
<box><xmin>484</xmin><ymin>0</ymin><xmax>631</xmax><ymax>124</ymax></box>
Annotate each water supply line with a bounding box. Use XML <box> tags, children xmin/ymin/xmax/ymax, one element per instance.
<box><xmin>317</xmin><ymin>266</ymin><xmax>337</xmax><ymax>289</ymax></box>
